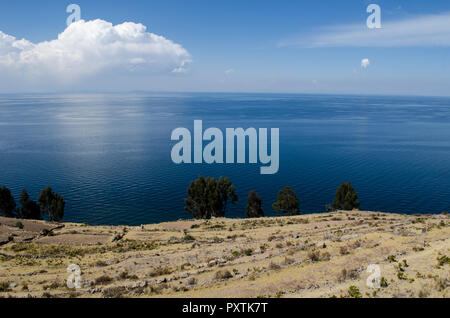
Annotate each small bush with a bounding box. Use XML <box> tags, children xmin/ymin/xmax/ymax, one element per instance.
<box><xmin>103</xmin><ymin>286</ymin><xmax>125</xmax><ymax>298</ymax></box>
<box><xmin>149</xmin><ymin>266</ymin><xmax>172</xmax><ymax>277</ymax></box>
<box><xmin>214</xmin><ymin>270</ymin><xmax>233</xmax><ymax>280</ymax></box>
<box><xmin>436</xmin><ymin>255</ymin><xmax>450</xmax><ymax>267</ymax></box>
<box><xmin>308</xmin><ymin>250</ymin><xmax>320</xmax><ymax>262</ymax></box>
<box><xmin>380</xmin><ymin>277</ymin><xmax>389</xmax><ymax>287</ymax></box>
<box><xmin>387</xmin><ymin>255</ymin><xmax>397</xmax><ymax>263</ymax></box>
<box><xmin>397</xmin><ymin>272</ymin><xmax>407</xmax><ymax>280</ymax></box>
<box><xmin>243</xmin><ymin>248</ymin><xmax>253</xmax><ymax>256</ymax></box>
<box><xmin>119</xmin><ymin>271</ymin><xmax>129</xmax><ymax>280</ymax></box>
<box><xmin>15</xmin><ymin>221</ymin><xmax>24</xmax><ymax>229</ymax></box>
<box><xmin>338</xmin><ymin>269</ymin><xmax>359</xmax><ymax>282</ymax></box>
<box><xmin>347</xmin><ymin>286</ymin><xmax>362</xmax><ymax>298</ymax></box>
<box><xmin>186</xmin><ymin>277</ymin><xmax>197</xmax><ymax>286</ymax></box>
<box><xmin>95</xmin><ymin>275</ymin><xmax>113</xmax><ymax>285</ymax></box>
<box><xmin>269</xmin><ymin>262</ymin><xmax>281</xmax><ymax>270</ymax></box>
<box><xmin>95</xmin><ymin>260</ymin><xmax>108</xmax><ymax>267</ymax></box>
<box><xmin>339</xmin><ymin>246</ymin><xmax>350</xmax><ymax>255</ymax></box>
<box><xmin>0</xmin><ymin>282</ymin><xmax>11</xmax><ymax>292</ymax></box>
<box><xmin>283</xmin><ymin>257</ymin><xmax>295</xmax><ymax>265</ymax></box>
<box><xmin>183</xmin><ymin>234</ymin><xmax>196</xmax><ymax>242</ymax></box>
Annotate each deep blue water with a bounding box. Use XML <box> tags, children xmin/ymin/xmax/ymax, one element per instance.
<box><xmin>0</xmin><ymin>93</ymin><xmax>449</xmax><ymax>225</ymax></box>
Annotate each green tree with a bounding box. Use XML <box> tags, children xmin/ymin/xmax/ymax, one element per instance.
<box><xmin>38</xmin><ymin>186</ymin><xmax>53</xmax><ymax>218</ymax></box>
<box><xmin>38</xmin><ymin>187</ymin><xmax>65</xmax><ymax>222</ymax></box>
<box><xmin>185</xmin><ymin>175</ymin><xmax>238</xmax><ymax>219</ymax></box>
<box><xmin>20</xmin><ymin>189</ymin><xmax>41</xmax><ymax>220</ymax></box>
<box><xmin>214</xmin><ymin>177</ymin><xmax>238</xmax><ymax>217</ymax></box>
<box><xmin>246</xmin><ymin>190</ymin><xmax>264</xmax><ymax>218</ymax></box>
<box><xmin>332</xmin><ymin>182</ymin><xmax>360</xmax><ymax>211</ymax></box>
<box><xmin>0</xmin><ymin>186</ymin><xmax>16</xmax><ymax>217</ymax></box>
<box><xmin>50</xmin><ymin>193</ymin><xmax>65</xmax><ymax>222</ymax></box>
<box><xmin>272</xmin><ymin>186</ymin><xmax>300</xmax><ymax>216</ymax></box>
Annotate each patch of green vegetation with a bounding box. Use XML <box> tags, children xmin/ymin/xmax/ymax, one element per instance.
<box><xmin>397</xmin><ymin>271</ymin><xmax>407</xmax><ymax>280</ymax></box>
<box><xmin>436</xmin><ymin>254</ymin><xmax>450</xmax><ymax>267</ymax></box>
<box><xmin>243</xmin><ymin>248</ymin><xmax>253</xmax><ymax>256</ymax></box>
<box><xmin>0</xmin><ymin>282</ymin><xmax>11</xmax><ymax>292</ymax></box>
<box><xmin>380</xmin><ymin>277</ymin><xmax>389</xmax><ymax>288</ymax></box>
<box><xmin>347</xmin><ymin>286</ymin><xmax>362</xmax><ymax>298</ymax></box>
<box><xmin>387</xmin><ymin>255</ymin><xmax>397</xmax><ymax>263</ymax></box>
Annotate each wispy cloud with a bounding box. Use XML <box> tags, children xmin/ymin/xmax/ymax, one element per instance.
<box><xmin>279</xmin><ymin>12</ymin><xmax>450</xmax><ymax>48</ymax></box>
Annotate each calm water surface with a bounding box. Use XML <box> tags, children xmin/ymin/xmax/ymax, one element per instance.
<box><xmin>0</xmin><ymin>93</ymin><xmax>449</xmax><ymax>225</ymax></box>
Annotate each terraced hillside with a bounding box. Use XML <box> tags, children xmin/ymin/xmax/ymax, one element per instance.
<box><xmin>0</xmin><ymin>211</ymin><xmax>448</xmax><ymax>298</ymax></box>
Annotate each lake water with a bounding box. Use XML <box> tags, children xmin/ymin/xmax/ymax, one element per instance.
<box><xmin>0</xmin><ymin>92</ymin><xmax>449</xmax><ymax>225</ymax></box>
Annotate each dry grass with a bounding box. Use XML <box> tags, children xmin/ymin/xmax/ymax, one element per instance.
<box><xmin>0</xmin><ymin>211</ymin><xmax>448</xmax><ymax>298</ymax></box>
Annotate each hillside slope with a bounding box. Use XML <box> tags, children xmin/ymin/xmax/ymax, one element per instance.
<box><xmin>0</xmin><ymin>211</ymin><xmax>448</xmax><ymax>298</ymax></box>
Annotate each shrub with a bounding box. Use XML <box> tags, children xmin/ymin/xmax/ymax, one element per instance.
<box><xmin>380</xmin><ymin>277</ymin><xmax>389</xmax><ymax>287</ymax></box>
<box><xmin>269</xmin><ymin>262</ymin><xmax>281</xmax><ymax>270</ymax></box>
<box><xmin>149</xmin><ymin>266</ymin><xmax>172</xmax><ymax>277</ymax></box>
<box><xmin>15</xmin><ymin>221</ymin><xmax>24</xmax><ymax>229</ymax></box>
<box><xmin>214</xmin><ymin>270</ymin><xmax>233</xmax><ymax>280</ymax></box>
<box><xmin>183</xmin><ymin>234</ymin><xmax>196</xmax><ymax>242</ymax></box>
<box><xmin>339</xmin><ymin>246</ymin><xmax>350</xmax><ymax>255</ymax></box>
<box><xmin>119</xmin><ymin>271</ymin><xmax>129</xmax><ymax>280</ymax></box>
<box><xmin>307</xmin><ymin>249</ymin><xmax>331</xmax><ymax>262</ymax></box>
<box><xmin>186</xmin><ymin>277</ymin><xmax>197</xmax><ymax>286</ymax></box>
<box><xmin>397</xmin><ymin>272</ymin><xmax>407</xmax><ymax>280</ymax></box>
<box><xmin>436</xmin><ymin>255</ymin><xmax>450</xmax><ymax>267</ymax></box>
<box><xmin>243</xmin><ymin>248</ymin><xmax>253</xmax><ymax>256</ymax></box>
<box><xmin>347</xmin><ymin>286</ymin><xmax>362</xmax><ymax>298</ymax></box>
<box><xmin>0</xmin><ymin>282</ymin><xmax>11</xmax><ymax>292</ymax></box>
<box><xmin>338</xmin><ymin>269</ymin><xmax>360</xmax><ymax>282</ymax></box>
<box><xmin>387</xmin><ymin>255</ymin><xmax>397</xmax><ymax>263</ymax></box>
<box><xmin>95</xmin><ymin>275</ymin><xmax>113</xmax><ymax>285</ymax></box>
<box><xmin>283</xmin><ymin>257</ymin><xmax>295</xmax><ymax>265</ymax></box>
<box><xmin>308</xmin><ymin>250</ymin><xmax>321</xmax><ymax>262</ymax></box>
<box><xmin>95</xmin><ymin>260</ymin><xmax>108</xmax><ymax>267</ymax></box>
<box><xmin>103</xmin><ymin>286</ymin><xmax>125</xmax><ymax>298</ymax></box>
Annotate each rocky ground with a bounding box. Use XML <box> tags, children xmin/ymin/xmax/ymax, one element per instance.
<box><xmin>0</xmin><ymin>211</ymin><xmax>448</xmax><ymax>298</ymax></box>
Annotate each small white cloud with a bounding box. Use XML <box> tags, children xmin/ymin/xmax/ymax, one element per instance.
<box><xmin>361</xmin><ymin>58</ymin><xmax>370</xmax><ymax>69</ymax></box>
<box><xmin>312</xmin><ymin>79</ymin><xmax>318</xmax><ymax>85</ymax></box>
<box><xmin>0</xmin><ymin>19</ymin><xmax>191</xmax><ymax>84</ymax></box>
<box><xmin>224</xmin><ymin>68</ymin><xmax>235</xmax><ymax>75</ymax></box>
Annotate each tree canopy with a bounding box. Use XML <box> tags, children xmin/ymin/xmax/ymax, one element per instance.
<box><xmin>38</xmin><ymin>186</ymin><xmax>65</xmax><ymax>222</ymax></box>
<box><xmin>185</xmin><ymin>175</ymin><xmax>238</xmax><ymax>219</ymax></box>
<box><xmin>20</xmin><ymin>189</ymin><xmax>41</xmax><ymax>220</ymax></box>
<box><xmin>0</xmin><ymin>186</ymin><xmax>16</xmax><ymax>217</ymax></box>
<box><xmin>246</xmin><ymin>190</ymin><xmax>264</xmax><ymax>218</ymax></box>
<box><xmin>332</xmin><ymin>182</ymin><xmax>360</xmax><ymax>211</ymax></box>
<box><xmin>272</xmin><ymin>186</ymin><xmax>300</xmax><ymax>216</ymax></box>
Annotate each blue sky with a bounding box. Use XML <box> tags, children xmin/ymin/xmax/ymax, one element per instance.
<box><xmin>0</xmin><ymin>0</ymin><xmax>449</xmax><ymax>95</ymax></box>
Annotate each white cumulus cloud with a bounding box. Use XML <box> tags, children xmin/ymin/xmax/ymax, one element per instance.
<box><xmin>0</xmin><ymin>19</ymin><xmax>191</xmax><ymax>84</ymax></box>
<box><xmin>361</xmin><ymin>58</ymin><xmax>370</xmax><ymax>69</ymax></box>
